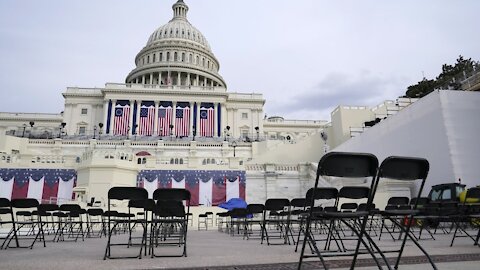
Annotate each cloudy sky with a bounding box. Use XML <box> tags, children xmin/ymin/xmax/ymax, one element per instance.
<box><xmin>0</xmin><ymin>0</ymin><xmax>478</xmax><ymax>120</ymax></box>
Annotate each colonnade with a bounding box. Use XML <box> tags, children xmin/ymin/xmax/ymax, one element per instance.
<box><xmin>103</xmin><ymin>99</ymin><xmax>220</xmax><ymax>137</ymax></box>
<box><xmin>130</xmin><ymin>71</ymin><xmax>221</xmax><ymax>88</ymax></box>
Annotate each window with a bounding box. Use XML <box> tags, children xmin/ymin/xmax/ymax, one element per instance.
<box><xmin>79</xmin><ymin>127</ymin><xmax>86</xmax><ymax>134</ymax></box>
<box><xmin>174</xmin><ymin>52</ymin><xmax>178</xmax><ymax>61</ymax></box>
<box><xmin>159</xmin><ymin>52</ymin><xmax>163</xmax><ymax>61</ymax></box>
<box><xmin>81</xmin><ymin>108</ymin><xmax>88</xmax><ymax>115</ymax></box>
<box><xmin>147</xmin><ymin>55</ymin><xmax>150</xmax><ymax>63</ymax></box>
<box><xmin>241</xmin><ymin>130</ymin><xmax>249</xmax><ymax>138</ymax></box>
<box><xmin>242</xmin><ymin>113</ymin><xmax>248</xmax><ymax>119</ymax></box>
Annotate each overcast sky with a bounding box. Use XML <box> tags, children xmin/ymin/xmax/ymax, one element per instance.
<box><xmin>0</xmin><ymin>0</ymin><xmax>478</xmax><ymax>121</ymax></box>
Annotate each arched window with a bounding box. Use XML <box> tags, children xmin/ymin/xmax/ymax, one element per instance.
<box><xmin>211</xmin><ymin>158</ymin><xmax>215</xmax><ymax>164</ymax></box>
<box><xmin>189</xmin><ymin>54</ymin><xmax>193</xmax><ymax>63</ymax></box>
<box><xmin>159</xmin><ymin>52</ymin><xmax>163</xmax><ymax>62</ymax></box>
<box><xmin>142</xmin><ymin>158</ymin><xmax>147</xmax><ymax>164</ymax></box>
<box><xmin>179</xmin><ymin>158</ymin><xmax>183</xmax><ymax>164</ymax></box>
<box><xmin>196</xmin><ymin>56</ymin><xmax>199</xmax><ymax>64</ymax></box>
<box><xmin>167</xmin><ymin>52</ymin><xmax>170</xmax><ymax>61</ymax></box>
<box><xmin>202</xmin><ymin>159</ymin><xmax>206</xmax><ymax>165</ymax></box>
<box><xmin>174</xmin><ymin>158</ymin><xmax>179</xmax><ymax>164</ymax></box>
<box><xmin>147</xmin><ymin>55</ymin><xmax>150</xmax><ymax>64</ymax></box>
<box><xmin>174</xmin><ymin>52</ymin><xmax>178</xmax><ymax>62</ymax></box>
<box><xmin>153</xmin><ymin>53</ymin><xmax>156</xmax><ymax>62</ymax></box>
<box><xmin>202</xmin><ymin>58</ymin><xmax>205</xmax><ymax>67</ymax></box>
<box><xmin>137</xmin><ymin>158</ymin><xmax>142</xmax><ymax>164</ymax></box>
<box><xmin>181</xmin><ymin>53</ymin><xmax>185</xmax><ymax>62</ymax></box>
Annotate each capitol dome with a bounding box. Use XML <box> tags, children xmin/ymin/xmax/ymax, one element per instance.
<box><xmin>125</xmin><ymin>0</ymin><xmax>226</xmax><ymax>88</ymax></box>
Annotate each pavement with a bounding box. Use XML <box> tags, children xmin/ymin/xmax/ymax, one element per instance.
<box><xmin>1</xmin><ymin>223</ymin><xmax>479</xmax><ymax>270</ymax></box>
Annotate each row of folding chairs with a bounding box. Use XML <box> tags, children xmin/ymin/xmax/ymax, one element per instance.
<box><xmin>0</xmin><ymin>198</ymin><xmax>115</xmax><ymax>250</ymax></box>
<box><xmin>379</xmin><ymin>195</ymin><xmax>480</xmax><ymax>246</ymax></box>
<box><xmin>103</xmin><ymin>187</ymin><xmax>191</xmax><ymax>260</ymax></box>
<box><xmin>297</xmin><ymin>152</ymin><xmax>437</xmax><ymax>270</ymax></box>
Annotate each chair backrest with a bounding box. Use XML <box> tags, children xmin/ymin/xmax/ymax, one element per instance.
<box><xmin>264</xmin><ymin>198</ymin><xmax>290</xmax><ymax>211</ymax></box>
<box><xmin>290</xmin><ymin>198</ymin><xmax>307</xmax><ymax>208</ymax></box>
<box><xmin>317</xmin><ymin>152</ymin><xmax>378</xmax><ymax>178</ymax></box>
<box><xmin>378</xmin><ymin>156</ymin><xmax>429</xmax><ymax>181</ymax></box>
<box><xmin>153</xmin><ymin>188</ymin><xmax>191</xmax><ymax>201</ymax></box>
<box><xmin>155</xmin><ymin>200</ymin><xmax>186</xmax><ymax>217</ymax></box>
<box><xmin>38</xmin><ymin>204</ymin><xmax>59</xmax><ymax>212</ymax></box>
<box><xmin>410</xmin><ymin>197</ymin><xmax>430</xmax><ymax>207</ymax></box>
<box><xmin>306</xmin><ymin>187</ymin><xmax>338</xmax><ymax>201</ymax></box>
<box><xmin>338</xmin><ymin>186</ymin><xmax>370</xmax><ymax>199</ymax></box>
<box><xmin>387</xmin><ymin>196</ymin><xmax>410</xmax><ymax>206</ymax></box>
<box><xmin>11</xmin><ymin>198</ymin><xmax>39</xmax><ymax>208</ymax></box>
<box><xmin>108</xmin><ymin>187</ymin><xmax>148</xmax><ymax>201</ymax></box>
<box><xmin>247</xmin><ymin>204</ymin><xmax>265</xmax><ymax>214</ymax></box>
<box><xmin>0</xmin><ymin>198</ymin><xmax>10</xmax><ymax>208</ymax></box>
<box><xmin>230</xmin><ymin>208</ymin><xmax>248</xmax><ymax>218</ymax></box>
<box><xmin>378</xmin><ymin>156</ymin><xmax>429</xmax><ymax>209</ymax></box>
<box><xmin>87</xmin><ymin>208</ymin><xmax>104</xmax><ymax>216</ymax></box>
<box><xmin>340</xmin><ymin>202</ymin><xmax>358</xmax><ymax>211</ymax></box>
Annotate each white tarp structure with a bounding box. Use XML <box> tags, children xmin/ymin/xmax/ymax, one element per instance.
<box><xmin>335</xmin><ymin>90</ymin><xmax>480</xmax><ymax>195</ymax></box>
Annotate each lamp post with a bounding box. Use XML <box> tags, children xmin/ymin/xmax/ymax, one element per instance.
<box><xmin>255</xmin><ymin>126</ymin><xmax>259</xmax><ymax>141</ymax></box>
<box><xmin>93</xmin><ymin>125</ymin><xmax>97</xmax><ymax>139</ymax></box>
<box><xmin>22</xmin><ymin>124</ymin><xmax>27</xmax><ymax>137</ymax></box>
<box><xmin>224</xmin><ymin>125</ymin><xmax>230</xmax><ymax>141</ymax></box>
<box><xmin>29</xmin><ymin>121</ymin><xmax>35</xmax><ymax>138</ymax></box>
<box><xmin>59</xmin><ymin>122</ymin><xmax>66</xmax><ymax>138</ymax></box>
<box><xmin>231</xmin><ymin>141</ymin><xmax>237</xmax><ymax>157</ymax></box>
<box><xmin>321</xmin><ymin>131</ymin><xmax>328</xmax><ymax>153</ymax></box>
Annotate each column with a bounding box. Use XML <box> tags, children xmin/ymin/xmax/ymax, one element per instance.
<box><xmin>158</xmin><ymin>72</ymin><xmax>162</xmax><ymax>85</ymax></box>
<box><xmin>190</xmin><ymin>102</ymin><xmax>194</xmax><ymax>137</ymax></box>
<box><xmin>177</xmin><ymin>72</ymin><xmax>181</xmax><ymax>86</ymax></box>
<box><xmin>153</xmin><ymin>101</ymin><xmax>159</xmax><ymax>135</ymax></box>
<box><xmin>103</xmin><ymin>99</ymin><xmax>109</xmax><ymax>134</ymax></box>
<box><xmin>136</xmin><ymin>101</ymin><xmax>141</xmax><ymax>135</ymax></box>
<box><xmin>149</xmin><ymin>73</ymin><xmax>153</xmax><ymax>85</ymax></box>
<box><xmin>172</xmin><ymin>101</ymin><xmax>177</xmax><ymax>137</ymax></box>
<box><xmin>109</xmin><ymin>99</ymin><xmax>116</xmax><ymax>134</ymax></box>
<box><xmin>128</xmin><ymin>100</ymin><xmax>134</xmax><ymax>136</ymax></box>
<box><xmin>142</xmin><ymin>75</ymin><xmax>145</xmax><ymax>84</ymax></box>
<box><xmin>196</xmin><ymin>103</ymin><xmax>201</xmax><ymax>136</ymax></box>
<box><xmin>211</xmin><ymin>80</ymin><xmax>214</xmax><ymax>87</ymax></box>
<box><xmin>196</xmin><ymin>74</ymin><xmax>199</xmax><ymax>86</ymax></box>
<box><xmin>187</xmin><ymin>73</ymin><xmax>191</xmax><ymax>86</ymax></box>
<box><xmin>203</xmin><ymin>77</ymin><xmax>207</xmax><ymax>87</ymax></box>
<box><xmin>214</xmin><ymin>103</ymin><xmax>218</xmax><ymax>137</ymax></box>
<box><xmin>135</xmin><ymin>77</ymin><xmax>139</xmax><ymax>84</ymax></box>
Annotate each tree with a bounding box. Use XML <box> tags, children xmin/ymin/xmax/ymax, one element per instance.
<box><xmin>405</xmin><ymin>55</ymin><xmax>479</xmax><ymax>98</ymax></box>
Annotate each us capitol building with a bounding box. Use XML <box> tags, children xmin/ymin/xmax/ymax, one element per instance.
<box><xmin>0</xmin><ymin>1</ymin><xmax>423</xmax><ymax>205</ymax></box>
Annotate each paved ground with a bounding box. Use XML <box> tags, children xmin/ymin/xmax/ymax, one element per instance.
<box><xmin>1</xmin><ymin>225</ymin><xmax>479</xmax><ymax>270</ymax></box>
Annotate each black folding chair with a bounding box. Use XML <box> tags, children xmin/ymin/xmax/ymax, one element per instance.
<box><xmin>103</xmin><ymin>187</ymin><xmax>148</xmax><ymax>260</ymax></box>
<box><xmin>261</xmin><ymin>198</ymin><xmax>291</xmax><ymax>245</ymax></box>
<box><xmin>298</xmin><ymin>151</ymin><xmax>388</xmax><ymax>270</ymax></box>
<box><xmin>294</xmin><ymin>187</ymin><xmax>338</xmax><ymax>253</ymax></box>
<box><xmin>86</xmin><ymin>208</ymin><xmax>105</xmax><ymax>238</ymax></box>
<box><xmin>245</xmin><ymin>204</ymin><xmax>264</xmax><ymax>239</ymax></box>
<box><xmin>0</xmin><ymin>198</ymin><xmax>14</xmax><ymax>249</ymax></box>
<box><xmin>376</xmin><ymin>156</ymin><xmax>437</xmax><ymax>269</ymax></box>
<box><xmin>450</xmin><ymin>187</ymin><xmax>480</xmax><ymax>247</ymax></box>
<box><xmin>150</xmin><ymin>188</ymin><xmax>191</xmax><ymax>258</ymax></box>
<box><xmin>5</xmin><ymin>199</ymin><xmax>45</xmax><ymax>249</ymax></box>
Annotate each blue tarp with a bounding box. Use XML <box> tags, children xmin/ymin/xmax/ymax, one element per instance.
<box><xmin>218</xmin><ymin>198</ymin><xmax>247</xmax><ymax>210</ymax></box>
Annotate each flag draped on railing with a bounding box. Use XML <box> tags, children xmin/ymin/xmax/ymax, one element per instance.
<box><xmin>138</xmin><ymin>102</ymin><xmax>155</xmax><ymax>136</ymax></box>
<box><xmin>158</xmin><ymin>102</ymin><xmax>173</xmax><ymax>136</ymax></box>
<box><xmin>200</xmin><ymin>103</ymin><xmax>214</xmax><ymax>137</ymax></box>
<box><xmin>175</xmin><ymin>103</ymin><xmax>190</xmax><ymax>137</ymax></box>
<box><xmin>0</xmin><ymin>169</ymin><xmax>77</xmax><ymax>203</ymax></box>
<box><xmin>113</xmin><ymin>101</ymin><xmax>130</xmax><ymax>135</ymax></box>
<box><xmin>137</xmin><ymin>170</ymin><xmax>246</xmax><ymax>206</ymax></box>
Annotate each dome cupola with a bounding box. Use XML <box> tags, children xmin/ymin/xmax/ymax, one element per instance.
<box><xmin>125</xmin><ymin>0</ymin><xmax>226</xmax><ymax>88</ymax></box>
